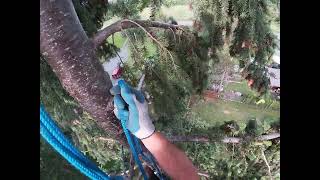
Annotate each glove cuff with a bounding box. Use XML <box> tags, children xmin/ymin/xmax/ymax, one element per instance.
<box><xmin>139</xmin><ymin>127</ymin><xmax>156</xmax><ymax>140</ymax></box>
<box><xmin>133</xmin><ymin>122</ymin><xmax>156</xmax><ymax>139</ymax></box>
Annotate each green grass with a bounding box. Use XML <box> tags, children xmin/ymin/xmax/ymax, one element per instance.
<box><xmin>224</xmin><ymin>80</ymin><xmax>280</xmax><ymax>110</ymax></box>
<box><xmin>224</xmin><ymin>81</ymin><xmax>258</xmax><ymax>96</ymax></box>
<box><xmin>160</xmin><ymin>5</ymin><xmax>194</xmax><ymax>20</ymax></box>
<box><xmin>107</xmin><ymin>32</ymin><xmax>126</xmax><ymax>48</ymax></box>
<box><xmin>192</xmin><ymin>99</ymin><xmax>279</xmax><ymax>127</ymax></box>
<box><xmin>140</xmin><ymin>5</ymin><xmax>194</xmax><ymax>21</ymax></box>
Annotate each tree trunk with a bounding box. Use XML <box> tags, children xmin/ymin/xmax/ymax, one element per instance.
<box><xmin>40</xmin><ymin>0</ymin><xmax>125</xmax><ymax>143</ymax></box>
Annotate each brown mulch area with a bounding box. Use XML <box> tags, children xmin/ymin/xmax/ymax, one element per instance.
<box><xmin>202</xmin><ymin>90</ymin><xmax>219</xmax><ymax>102</ymax></box>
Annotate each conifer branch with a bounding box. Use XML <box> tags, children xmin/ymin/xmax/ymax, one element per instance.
<box><xmin>92</xmin><ymin>19</ymin><xmax>182</xmax><ymax>47</ymax></box>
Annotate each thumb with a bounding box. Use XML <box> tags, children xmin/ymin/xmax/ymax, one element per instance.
<box><xmin>118</xmin><ymin>80</ymin><xmax>145</xmax><ymax>104</ymax></box>
<box><xmin>118</xmin><ymin>80</ymin><xmax>139</xmax><ymax>106</ymax></box>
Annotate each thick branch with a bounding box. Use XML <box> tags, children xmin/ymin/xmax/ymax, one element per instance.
<box><xmin>168</xmin><ymin>133</ymin><xmax>280</xmax><ymax>144</ymax></box>
<box><xmin>92</xmin><ymin>19</ymin><xmax>181</xmax><ymax>47</ymax></box>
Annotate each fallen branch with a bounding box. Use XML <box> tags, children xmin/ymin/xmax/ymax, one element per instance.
<box><xmin>92</xmin><ymin>19</ymin><xmax>181</xmax><ymax>47</ymax></box>
<box><xmin>168</xmin><ymin>133</ymin><xmax>280</xmax><ymax>144</ymax></box>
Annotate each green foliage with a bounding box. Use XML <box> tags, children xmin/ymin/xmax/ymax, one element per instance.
<box><xmin>72</xmin><ymin>0</ymin><xmax>107</xmax><ymax>36</ymax></box>
<box><xmin>192</xmin><ymin>0</ymin><xmax>278</xmax><ymax>95</ymax></box>
<box><xmin>158</xmin><ymin>108</ymin><xmax>280</xmax><ymax>179</ymax></box>
<box><xmin>73</xmin><ymin>0</ymin><xmax>119</xmax><ymax>59</ymax></box>
<box><xmin>169</xmin><ymin>30</ymin><xmax>211</xmax><ymax>93</ymax></box>
<box><xmin>123</xmin><ymin>30</ymin><xmax>193</xmax><ymax>118</ymax></box>
<box><xmin>163</xmin><ymin>0</ymin><xmax>190</xmax><ymax>7</ymax></box>
<box><xmin>41</xmin><ymin>0</ymin><xmax>280</xmax><ymax>178</ymax></box>
<box><xmin>107</xmin><ymin>0</ymin><xmax>151</xmax><ymax>18</ymax></box>
<box><xmin>40</xmin><ymin>138</ymin><xmax>88</xmax><ymax>180</ymax></box>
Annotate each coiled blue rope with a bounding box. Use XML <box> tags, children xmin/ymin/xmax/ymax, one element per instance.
<box><xmin>40</xmin><ymin>104</ymin><xmax>116</xmax><ymax>180</ymax></box>
<box><xmin>40</xmin><ymin>104</ymin><xmax>165</xmax><ymax>180</ymax></box>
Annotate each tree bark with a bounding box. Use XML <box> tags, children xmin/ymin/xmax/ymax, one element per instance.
<box><xmin>40</xmin><ymin>0</ymin><xmax>125</xmax><ymax>143</ymax></box>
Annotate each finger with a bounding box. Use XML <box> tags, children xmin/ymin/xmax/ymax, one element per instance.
<box><xmin>113</xmin><ymin>107</ymin><xmax>129</xmax><ymax>120</ymax></box>
<box><xmin>118</xmin><ymin>79</ymin><xmax>136</xmax><ymax>106</ymax></box>
<box><xmin>131</xmin><ymin>88</ymin><xmax>145</xmax><ymax>103</ymax></box>
<box><xmin>118</xmin><ymin>80</ymin><xmax>145</xmax><ymax>104</ymax></box>
<box><xmin>114</xmin><ymin>94</ymin><xmax>126</xmax><ymax>110</ymax></box>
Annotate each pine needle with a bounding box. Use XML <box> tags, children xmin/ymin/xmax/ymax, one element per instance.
<box><xmin>121</xmin><ymin>19</ymin><xmax>178</xmax><ymax>70</ymax></box>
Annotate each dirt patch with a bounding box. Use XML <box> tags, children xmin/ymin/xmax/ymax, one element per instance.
<box><xmin>223</xmin><ymin>110</ymin><xmax>231</xmax><ymax>114</ymax></box>
<box><xmin>203</xmin><ymin>90</ymin><xmax>219</xmax><ymax>102</ymax></box>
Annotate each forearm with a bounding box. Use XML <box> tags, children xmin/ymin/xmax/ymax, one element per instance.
<box><xmin>142</xmin><ymin>132</ymin><xmax>199</xmax><ymax>180</ymax></box>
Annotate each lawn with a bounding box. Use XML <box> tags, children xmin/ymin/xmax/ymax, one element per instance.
<box><xmin>106</xmin><ymin>32</ymin><xmax>126</xmax><ymax>48</ymax></box>
<box><xmin>192</xmin><ymin>99</ymin><xmax>279</xmax><ymax>129</ymax></box>
<box><xmin>140</xmin><ymin>5</ymin><xmax>194</xmax><ymax>21</ymax></box>
<box><xmin>224</xmin><ymin>80</ymin><xmax>258</xmax><ymax>96</ymax></box>
<box><xmin>224</xmin><ymin>80</ymin><xmax>280</xmax><ymax>110</ymax></box>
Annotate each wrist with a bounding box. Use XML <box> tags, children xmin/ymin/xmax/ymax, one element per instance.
<box><xmin>141</xmin><ymin>132</ymin><xmax>168</xmax><ymax>152</ymax></box>
<box><xmin>133</xmin><ymin>123</ymin><xmax>155</xmax><ymax>139</ymax></box>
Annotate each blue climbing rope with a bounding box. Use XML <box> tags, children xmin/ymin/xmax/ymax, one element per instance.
<box><xmin>40</xmin><ymin>105</ymin><xmax>116</xmax><ymax>180</ymax></box>
<box><xmin>40</xmin><ymin>104</ymin><xmax>166</xmax><ymax>180</ymax></box>
<box><xmin>118</xmin><ymin>116</ymin><xmax>148</xmax><ymax>180</ymax></box>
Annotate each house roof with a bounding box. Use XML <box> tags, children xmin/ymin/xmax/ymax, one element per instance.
<box><xmin>267</xmin><ymin>68</ymin><xmax>280</xmax><ymax>87</ymax></box>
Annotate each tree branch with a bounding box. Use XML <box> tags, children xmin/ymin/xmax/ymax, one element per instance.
<box><xmin>92</xmin><ymin>19</ymin><xmax>181</xmax><ymax>47</ymax></box>
<box><xmin>168</xmin><ymin>133</ymin><xmax>280</xmax><ymax>144</ymax></box>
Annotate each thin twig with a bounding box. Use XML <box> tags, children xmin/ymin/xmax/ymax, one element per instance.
<box><xmin>122</xmin><ymin>28</ymin><xmax>139</xmax><ymax>54</ymax></box>
<box><xmin>169</xmin><ymin>27</ymin><xmax>177</xmax><ymax>43</ymax></box>
<box><xmin>231</xmin><ymin>133</ymin><xmax>235</xmax><ymax>162</ymax></box>
<box><xmin>198</xmin><ymin>171</ymin><xmax>210</xmax><ymax>179</ymax></box>
<box><xmin>137</xmin><ymin>74</ymin><xmax>145</xmax><ymax>91</ymax></box>
<box><xmin>114</xmin><ymin>48</ymin><xmax>124</xmax><ymax>65</ymax></box>
<box><xmin>111</xmin><ymin>39</ymin><xmax>125</xmax><ymax>65</ymax></box>
<box><xmin>121</xmin><ymin>19</ymin><xmax>178</xmax><ymax>70</ymax></box>
<box><xmin>261</xmin><ymin>148</ymin><xmax>273</xmax><ymax>180</ymax></box>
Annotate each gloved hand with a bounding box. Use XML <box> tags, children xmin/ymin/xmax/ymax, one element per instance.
<box><xmin>113</xmin><ymin>79</ymin><xmax>155</xmax><ymax>139</ymax></box>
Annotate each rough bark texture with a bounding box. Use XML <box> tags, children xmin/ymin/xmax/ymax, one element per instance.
<box><xmin>40</xmin><ymin>0</ymin><xmax>125</xmax><ymax>143</ymax></box>
<box><xmin>92</xmin><ymin>19</ymin><xmax>181</xmax><ymax>47</ymax></box>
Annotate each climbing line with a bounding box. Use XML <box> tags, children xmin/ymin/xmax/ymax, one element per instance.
<box><xmin>40</xmin><ymin>105</ymin><xmax>114</xmax><ymax>180</ymax></box>
<box><xmin>118</xmin><ymin>116</ymin><xmax>148</xmax><ymax>180</ymax></box>
<box><xmin>40</xmin><ymin>104</ymin><xmax>166</xmax><ymax>180</ymax></box>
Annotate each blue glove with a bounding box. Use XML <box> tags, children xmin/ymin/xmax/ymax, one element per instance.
<box><xmin>113</xmin><ymin>80</ymin><xmax>155</xmax><ymax>139</ymax></box>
